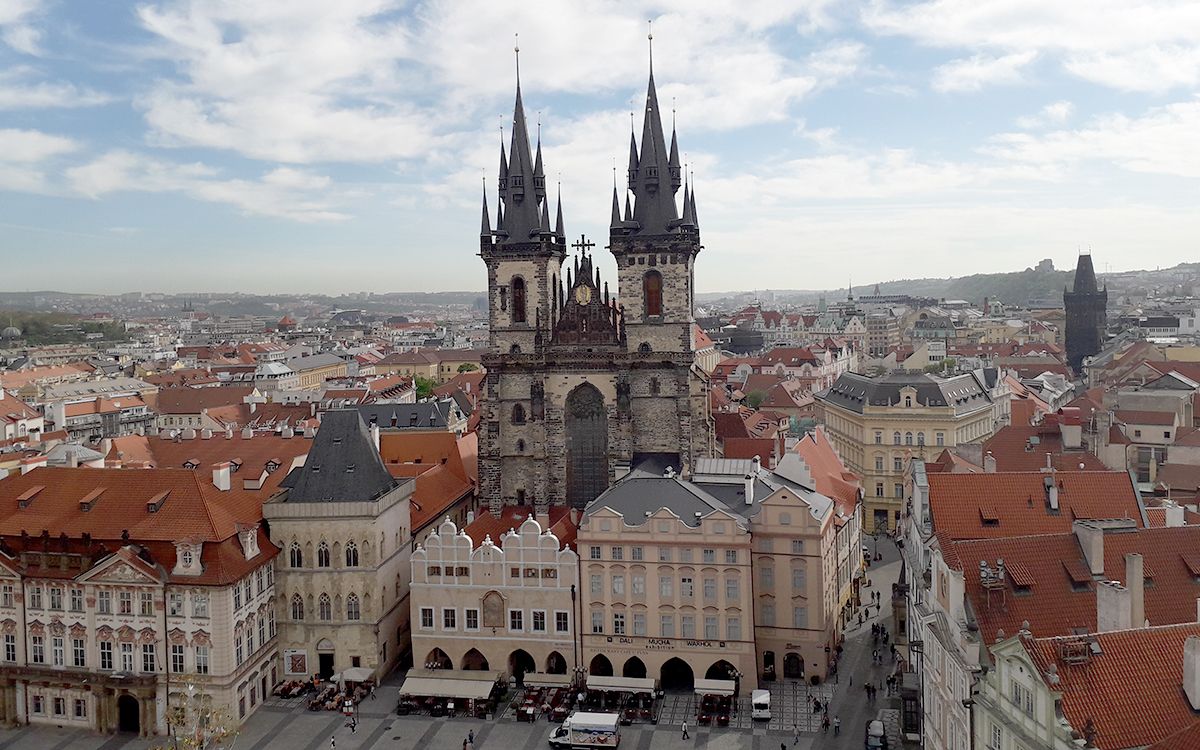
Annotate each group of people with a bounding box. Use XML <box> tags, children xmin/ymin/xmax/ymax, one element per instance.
<box><xmin>461</xmin><ymin>729</ymin><xmax>477</xmax><ymax>749</ymax></box>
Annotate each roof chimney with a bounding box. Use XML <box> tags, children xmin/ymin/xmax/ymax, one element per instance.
<box><xmin>1164</xmin><ymin>500</ymin><xmax>1186</xmax><ymax>528</ymax></box>
<box><xmin>1127</xmin><ymin>552</ymin><xmax>1145</xmax><ymax>628</ymax></box>
<box><xmin>744</xmin><ymin>474</ymin><xmax>755</xmax><ymax>506</ymax></box>
<box><xmin>983</xmin><ymin>451</ymin><xmax>997</xmax><ymax>473</ymax></box>
<box><xmin>1185</xmin><ymin>636</ymin><xmax>1200</xmax><ymax>710</ymax></box>
<box><xmin>281</xmin><ymin>425</ymin><xmax>294</xmax><ymax>438</ymax></box>
<box><xmin>212</xmin><ymin>462</ymin><xmax>231</xmax><ymax>491</ymax></box>
<box><xmin>1097</xmin><ymin>580</ymin><xmax>1131</xmax><ymax>632</ymax></box>
<box><xmin>1074</xmin><ymin>521</ymin><xmax>1104</xmax><ymax>576</ymax></box>
<box><xmin>1044</xmin><ymin>475</ymin><xmax>1059</xmax><ymax>511</ymax></box>
<box><xmin>200</xmin><ymin>428</ymin><xmax>212</xmax><ymax>439</ymax></box>
<box><xmin>241</xmin><ymin>427</ymin><xmax>253</xmax><ymax>439</ymax></box>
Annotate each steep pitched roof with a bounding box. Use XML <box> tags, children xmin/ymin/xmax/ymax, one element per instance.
<box><xmin>981</xmin><ymin>424</ymin><xmax>1107</xmax><ymax>472</ymax></box>
<box><xmin>793</xmin><ymin>428</ymin><xmax>861</xmax><ymax>517</ymax></box>
<box><xmin>1025</xmin><ymin>623</ymin><xmax>1200</xmax><ymax>750</ymax></box>
<box><xmin>284</xmin><ymin>410</ymin><xmax>394</xmax><ymax>503</ymax></box>
<box><xmin>928</xmin><ymin>471</ymin><xmax>1143</xmax><ymax>540</ymax></box>
<box><xmin>153</xmin><ymin>385</ymin><xmax>254</xmax><ymax>415</ymax></box>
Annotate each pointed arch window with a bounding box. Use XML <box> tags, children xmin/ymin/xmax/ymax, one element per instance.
<box><xmin>291</xmin><ymin>594</ymin><xmax>304</xmax><ymax>621</ymax></box>
<box><xmin>345</xmin><ymin>542</ymin><xmax>359</xmax><ymax>568</ymax></box>
<box><xmin>316</xmin><ymin>542</ymin><xmax>330</xmax><ymax>568</ymax></box>
<box><xmin>346</xmin><ymin>594</ymin><xmax>361</xmax><ymax>621</ymax></box>
<box><xmin>511</xmin><ymin>277</ymin><xmax>527</xmax><ymax>324</ymax></box>
<box><xmin>289</xmin><ymin>542</ymin><xmax>302</xmax><ymax>568</ymax></box>
<box><xmin>643</xmin><ymin>270</ymin><xmax>663</xmax><ymax>317</ymax></box>
<box><xmin>318</xmin><ymin>594</ymin><xmax>331</xmax><ymax>621</ymax></box>
<box><xmin>511</xmin><ymin>404</ymin><xmax>526</xmax><ymax>424</ymax></box>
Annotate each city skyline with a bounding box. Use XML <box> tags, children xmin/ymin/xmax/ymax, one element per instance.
<box><xmin>3</xmin><ymin>1</ymin><xmax>1200</xmax><ymax>294</ymax></box>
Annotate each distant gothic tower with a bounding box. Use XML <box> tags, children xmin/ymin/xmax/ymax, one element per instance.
<box><xmin>1064</xmin><ymin>253</ymin><xmax>1107</xmax><ymax>375</ymax></box>
<box><xmin>477</xmin><ymin>47</ymin><xmax>714</xmax><ymax>512</ymax></box>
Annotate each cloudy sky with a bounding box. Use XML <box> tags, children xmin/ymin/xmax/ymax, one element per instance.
<box><xmin>2</xmin><ymin>0</ymin><xmax>1199</xmax><ymax>295</ymax></box>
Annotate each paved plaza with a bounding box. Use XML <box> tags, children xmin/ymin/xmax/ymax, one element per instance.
<box><xmin>0</xmin><ymin>542</ymin><xmax>905</xmax><ymax>750</ymax></box>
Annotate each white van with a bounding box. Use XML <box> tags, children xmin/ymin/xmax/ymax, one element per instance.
<box><xmin>751</xmin><ymin>689</ymin><xmax>771</xmax><ymax>721</ymax></box>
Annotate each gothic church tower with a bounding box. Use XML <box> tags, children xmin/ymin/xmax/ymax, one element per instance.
<box><xmin>1063</xmin><ymin>253</ymin><xmax>1107</xmax><ymax>375</ymax></box>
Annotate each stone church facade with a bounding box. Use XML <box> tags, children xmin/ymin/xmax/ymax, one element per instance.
<box><xmin>478</xmin><ymin>60</ymin><xmax>714</xmax><ymax>512</ymax></box>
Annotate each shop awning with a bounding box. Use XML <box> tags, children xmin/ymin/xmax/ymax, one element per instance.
<box><xmin>331</xmin><ymin>667</ymin><xmax>375</xmax><ymax>684</ymax></box>
<box><xmin>524</xmin><ymin>672</ymin><xmax>572</xmax><ymax>687</ymax></box>
<box><xmin>693</xmin><ymin>679</ymin><xmax>736</xmax><ymax>696</ymax></box>
<box><xmin>586</xmin><ymin>675</ymin><xmax>656</xmax><ymax>693</ymax></box>
<box><xmin>399</xmin><ymin>671</ymin><xmax>502</xmax><ymax>700</ymax></box>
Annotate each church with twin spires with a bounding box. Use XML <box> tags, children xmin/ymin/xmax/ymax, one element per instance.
<box><xmin>477</xmin><ymin>45</ymin><xmax>714</xmax><ymax>512</ymax></box>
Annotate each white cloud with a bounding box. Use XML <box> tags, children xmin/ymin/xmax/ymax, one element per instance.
<box><xmin>0</xmin><ymin>127</ymin><xmax>77</xmax><ymax>193</ymax></box>
<box><xmin>986</xmin><ymin>99</ymin><xmax>1200</xmax><ymax>178</ymax></box>
<box><xmin>864</xmin><ymin>0</ymin><xmax>1200</xmax><ymax>92</ymax></box>
<box><xmin>0</xmin><ymin>67</ymin><xmax>112</xmax><ymax>109</ymax></box>
<box><xmin>66</xmin><ymin>151</ymin><xmax>350</xmax><ymax>222</ymax></box>
<box><xmin>0</xmin><ymin>0</ymin><xmax>42</xmax><ymax>54</ymax></box>
<box><xmin>932</xmin><ymin>51</ymin><xmax>1036</xmax><ymax>92</ymax></box>
<box><xmin>1015</xmin><ymin>100</ymin><xmax>1074</xmax><ymax>129</ymax></box>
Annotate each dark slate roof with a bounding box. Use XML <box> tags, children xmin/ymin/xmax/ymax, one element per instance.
<box><xmin>357</xmin><ymin>401</ymin><xmax>454</xmax><ymax>430</ymax></box>
<box><xmin>284</xmin><ymin>410</ymin><xmax>395</xmax><ymax>503</ymax></box>
<box><xmin>818</xmin><ymin>371</ymin><xmax>992</xmax><ymax>416</ymax></box>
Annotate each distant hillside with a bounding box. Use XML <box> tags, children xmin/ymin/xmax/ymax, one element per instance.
<box><xmin>871</xmin><ymin>263</ymin><xmax>1074</xmax><ymax>306</ymax></box>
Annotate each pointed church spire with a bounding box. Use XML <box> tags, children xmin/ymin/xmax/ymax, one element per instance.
<box><xmin>610</xmin><ymin>184</ymin><xmax>622</xmax><ymax>228</ymax></box>
<box><xmin>627</xmin><ymin>126</ymin><xmax>639</xmax><ymax>188</ymax></box>
<box><xmin>681</xmin><ymin>178</ymin><xmax>694</xmax><ymax>227</ymax></box>
<box><xmin>554</xmin><ymin>183</ymin><xmax>564</xmax><ymax>238</ymax></box>
<box><xmin>533</xmin><ymin>117</ymin><xmax>546</xmax><ymax>200</ymax></box>
<box><xmin>480</xmin><ymin>180</ymin><xmax>491</xmax><ymax>237</ymax></box>
<box><xmin>624</xmin><ymin>193</ymin><xmax>633</xmax><ymax>222</ymax></box>
<box><xmin>540</xmin><ymin>195</ymin><xmax>551</xmax><ymax>233</ymax></box>
<box><xmin>498</xmin><ymin>34</ymin><xmax>542</xmax><ymax>242</ymax></box>
<box><xmin>689</xmin><ymin>172</ymin><xmax>699</xmax><ymax>228</ymax></box>
<box><xmin>625</xmin><ymin>21</ymin><xmax>680</xmax><ymax>235</ymax></box>
<box><xmin>668</xmin><ymin>103</ymin><xmax>681</xmax><ymax>189</ymax></box>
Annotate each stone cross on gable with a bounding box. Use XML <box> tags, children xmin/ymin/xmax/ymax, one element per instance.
<box><xmin>571</xmin><ymin>235</ymin><xmax>595</xmax><ymax>256</ymax></box>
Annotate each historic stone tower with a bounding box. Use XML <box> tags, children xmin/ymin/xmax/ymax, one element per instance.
<box><xmin>1064</xmin><ymin>253</ymin><xmax>1107</xmax><ymax>375</ymax></box>
<box><xmin>477</xmin><ymin>51</ymin><xmax>713</xmax><ymax>512</ymax></box>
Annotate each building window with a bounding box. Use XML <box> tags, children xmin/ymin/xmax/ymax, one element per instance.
<box><xmin>120</xmin><ymin>642</ymin><xmax>134</xmax><ymax>672</ymax></box>
<box><xmin>703</xmin><ymin>578</ymin><xmax>716</xmax><ymax>600</ymax></box>
<box><xmin>793</xmin><ymin>606</ymin><xmax>808</xmax><ymax>629</ymax></box>
<box><xmin>727</xmin><ymin>616</ymin><xmax>742</xmax><ymax>641</ymax></box>
<box><xmin>289</xmin><ymin>542</ymin><xmax>303</xmax><ymax>567</ymax></box>
<box><xmin>443</xmin><ymin>608</ymin><xmax>456</xmax><ymax>630</ymax></box>
<box><xmin>613</xmin><ymin>613</ymin><xmax>625</xmax><ymax>635</ymax></box>
<box><xmin>2</xmin><ymin>634</ymin><xmax>14</xmax><ymax>663</ymax></box>
<box><xmin>509</xmin><ymin>610</ymin><xmax>523</xmax><ymax>631</ymax></box>
<box><xmin>893</xmin><ymin>432</ymin><xmax>901</xmax><ymax>445</ymax></box>
<box><xmin>118</xmin><ymin>591</ymin><xmax>132</xmax><ymax>615</ymax></box>
<box><xmin>725</xmin><ymin>578</ymin><xmax>739</xmax><ymax>600</ymax></box>
<box><xmin>420</xmin><ymin>607</ymin><xmax>433</xmax><ymax>629</ymax></box>
<box><xmin>171</xmin><ymin>644</ymin><xmax>185</xmax><ymax>673</ymax></box>
<box><xmin>762</xmin><ymin>602</ymin><xmax>775</xmax><ymax>626</ymax></box>
<box><xmin>643</xmin><ymin>270</ymin><xmax>663</xmax><ymax>316</ymax></box>
<box><xmin>611</xmin><ymin>575</ymin><xmax>625</xmax><ymax>596</ymax></box>
<box><xmin>875</xmin><ymin>431</ymin><xmax>882</xmax><ymax>444</ymax></box>
<box><xmin>0</xmin><ymin>584</ymin><xmax>11</xmax><ymax>608</ymax></box>
<box><xmin>466</xmin><ymin>609</ymin><xmax>479</xmax><ymax>630</ymax></box>
<box><xmin>29</xmin><ymin>586</ymin><xmax>42</xmax><ymax>609</ymax></box>
<box><xmin>142</xmin><ymin>643</ymin><xmax>156</xmax><ymax>673</ymax></box>
<box><xmin>936</xmin><ymin>432</ymin><xmax>945</xmax><ymax>446</ymax></box>
<box><xmin>681</xmin><ymin>615</ymin><xmax>695</xmax><ymax>638</ymax></box>
<box><xmin>53</xmin><ymin>697</ymin><xmax>65</xmax><ymax>717</ymax></box>
<box><xmin>52</xmin><ymin>636</ymin><xmax>64</xmax><ymax>666</ymax></box>
<box><xmin>234</xmin><ymin>586</ymin><xmax>242</xmax><ymax>610</ymax></box>
<box><xmin>195</xmin><ymin>645</ymin><xmax>209</xmax><ymax>675</ymax></box>
<box><xmin>658</xmin><ymin>547</ymin><xmax>672</xmax><ymax>562</ymax></box>
<box><xmin>611</xmin><ymin>546</ymin><xmax>624</xmax><ymax>561</ymax></box>
<box><xmin>49</xmin><ymin>587</ymin><xmax>63</xmax><ymax>610</ymax></box>
<box><xmin>511</xmin><ymin>277</ymin><xmax>527</xmax><ymax>323</ymax></box>
<box><xmin>590</xmin><ymin>574</ymin><xmax>602</xmax><ymax>595</ymax></box>
<box><xmin>235</xmin><ymin>632</ymin><xmax>244</xmax><ymax>664</ymax></box>
<box><xmin>318</xmin><ymin>593</ymin><xmax>331</xmax><ymax>621</ymax></box>
<box><xmin>346</xmin><ymin>594</ymin><xmax>361</xmax><ymax>621</ymax></box>
<box><xmin>702</xmin><ymin>548</ymin><xmax>715</xmax><ymax>563</ymax></box>
<box><xmin>660</xmin><ymin>614</ymin><xmax>675</xmax><ymax>638</ymax></box>
<box><xmin>31</xmin><ymin>635</ymin><xmax>44</xmax><ymax>664</ymax></box>
<box><xmin>632</xmin><ymin>575</ymin><xmax>645</xmax><ymax>595</ymax></box>
<box><xmin>291</xmin><ymin>594</ymin><xmax>305</xmax><ymax>620</ymax></box>
<box><xmin>680</xmin><ymin>577</ymin><xmax>694</xmax><ymax>598</ymax></box>
<box><xmin>791</xmin><ymin>539</ymin><xmax>805</xmax><ymax>554</ymax></box>
<box><xmin>631</xmin><ymin>546</ymin><xmax>644</xmax><ymax>561</ymax></box>
<box><xmin>511</xmin><ymin>404</ymin><xmax>526</xmax><ymax>424</ymax></box>
<box><xmin>659</xmin><ymin>577</ymin><xmax>673</xmax><ymax>598</ymax></box>
<box><xmin>893</xmin><ymin>456</ymin><xmax>903</xmax><ymax>472</ymax></box>
<box><xmin>895</xmin><ymin>483</ymin><xmax>904</xmax><ymax>498</ymax></box>
<box><xmin>591</xmin><ymin>610</ymin><xmax>603</xmax><ymax>634</ymax></box>
<box><xmin>316</xmin><ymin>542</ymin><xmax>330</xmax><ymax>568</ymax></box>
<box><xmin>761</xmin><ymin>567</ymin><xmax>773</xmax><ymax>588</ymax></box>
<box><xmin>555</xmin><ymin>611</ymin><xmax>569</xmax><ymax>633</ymax></box>
<box><xmin>632</xmin><ymin>612</ymin><xmax>646</xmax><ymax>636</ymax></box>
<box><xmin>589</xmin><ymin>546</ymin><xmax>601</xmax><ymax>560</ymax></box>
<box><xmin>792</xmin><ymin>567</ymin><xmax>807</xmax><ymax>591</ymax></box>
<box><xmin>905</xmin><ymin>432</ymin><xmax>913</xmax><ymax>445</ymax></box>
<box><xmin>72</xmin><ymin>638</ymin><xmax>85</xmax><ymax>668</ymax></box>
<box><xmin>345</xmin><ymin>542</ymin><xmax>359</xmax><ymax>567</ymax></box>
<box><xmin>917</xmin><ymin>433</ymin><xmax>925</xmax><ymax>446</ymax></box>
<box><xmin>704</xmin><ymin>616</ymin><xmax>719</xmax><ymax>639</ymax></box>
<box><xmin>99</xmin><ymin>641</ymin><xmax>112</xmax><ymax>670</ymax></box>
<box><xmin>724</xmin><ymin>549</ymin><xmax>737</xmax><ymax>564</ymax></box>
<box><xmin>258</xmin><ymin>616</ymin><xmax>266</xmax><ymax>646</ymax></box>
<box><xmin>31</xmin><ymin>695</ymin><xmax>43</xmax><ymax>715</ymax></box>
<box><xmin>875</xmin><ymin>455</ymin><xmax>884</xmax><ymax>471</ymax></box>
<box><xmin>74</xmin><ymin>699</ymin><xmax>87</xmax><ymax>719</ymax></box>
<box><xmin>989</xmin><ymin>725</ymin><xmax>1002</xmax><ymax>750</ymax></box>
<box><xmin>680</xmin><ymin>549</ymin><xmax>693</xmax><ymax>563</ymax></box>
<box><xmin>875</xmin><ymin>483</ymin><xmax>884</xmax><ymax>497</ymax></box>
<box><xmin>167</xmin><ymin>592</ymin><xmax>183</xmax><ymax>616</ymax></box>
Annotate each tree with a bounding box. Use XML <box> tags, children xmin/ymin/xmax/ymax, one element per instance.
<box><xmin>457</xmin><ymin>363</ymin><xmax>480</xmax><ymax>373</ymax></box>
<box><xmin>156</xmin><ymin>682</ymin><xmax>239</xmax><ymax>750</ymax></box>
<box><xmin>745</xmin><ymin>390</ymin><xmax>767</xmax><ymax>409</ymax></box>
<box><xmin>415</xmin><ymin>375</ymin><xmax>437</xmax><ymax>400</ymax></box>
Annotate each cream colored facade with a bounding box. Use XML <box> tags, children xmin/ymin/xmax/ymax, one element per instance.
<box><xmin>971</xmin><ymin>636</ymin><xmax>1073</xmax><ymax>750</ymax></box>
<box><xmin>409</xmin><ymin>517</ymin><xmax>578</xmax><ymax>678</ymax></box>
<box><xmin>265</xmin><ymin>479</ymin><xmax>413</xmax><ymax>681</ymax></box>
<box><xmin>749</xmin><ymin>482</ymin><xmax>840</xmax><ymax>683</ymax></box>
<box><xmin>578</xmin><ymin>506</ymin><xmax>758</xmax><ymax>688</ymax></box>
<box><xmin>818</xmin><ymin>377</ymin><xmax>998</xmax><ymax>532</ymax></box>
<box><xmin>0</xmin><ymin>539</ymin><xmax>277</xmax><ymax>737</ymax></box>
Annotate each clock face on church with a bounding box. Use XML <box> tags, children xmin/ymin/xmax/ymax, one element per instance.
<box><xmin>574</xmin><ymin>285</ymin><xmax>593</xmax><ymax>305</ymax></box>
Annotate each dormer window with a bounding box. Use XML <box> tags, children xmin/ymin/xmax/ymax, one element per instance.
<box><xmin>181</xmin><ymin>549</ymin><xmax>193</xmax><ymax>567</ymax></box>
<box><xmin>173</xmin><ymin>541</ymin><xmax>203</xmax><ymax>576</ymax></box>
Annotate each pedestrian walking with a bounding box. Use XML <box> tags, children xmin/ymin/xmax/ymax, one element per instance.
<box><xmin>681</xmin><ymin>720</ymin><xmax>689</xmax><ymax>740</ymax></box>
<box><xmin>821</xmin><ymin>714</ymin><xmax>830</xmax><ymax>734</ymax></box>
<box><xmin>849</xmin><ymin>673</ymin><xmax>853</xmax><ymax>686</ymax></box>
<box><xmin>781</xmin><ymin>743</ymin><xmax>787</xmax><ymax>750</ymax></box>
<box><xmin>793</xmin><ymin>724</ymin><xmax>800</xmax><ymax>745</ymax></box>
<box><xmin>469</xmin><ymin>730</ymin><xmax>475</xmax><ymax>745</ymax></box>
<box><xmin>330</xmin><ymin>737</ymin><xmax>336</xmax><ymax>750</ymax></box>
<box><xmin>833</xmin><ymin>716</ymin><xmax>841</xmax><ymax>736</ymax></box>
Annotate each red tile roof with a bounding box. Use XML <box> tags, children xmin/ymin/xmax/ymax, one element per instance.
<box><xmin>793</xmin><ymin>428</ymin><xmax>861</xmax><ymax>518</ymax></box>
<box><xmin>981</xmin><ymin>424</ymin><xmax>1108</xmax><ymax>472</ymax></box>
<box><xmin>462</xmin><ymin>506</ymin><xmax>576</xmax><ymax>550</ymax></box>
<box><xmin>107</xmin><ymin>432</ymin><xmax>309</xmax><ymax>494</ymax></box>
<box><xmin>63</xmin><ymin>395</ymin><xmax>147</xmax><ymax>417</ymax></box>
<box><xmin>379</xmin><ymin>431</ymin><xmax>475</xmax><ymax>531</ymax></box>
<box><xmin>152</xmin><ymin>385</ymin><xmax>255</xmax><ymax>414</ymax></box>
<box><xmin>1148</xmin><ymin>719</ymin><xmax>1200</xmax><ymax>750</ymax></box>
<box><xmin>928</xmin><ymin>471</ymin><xmax>1143</xmax><ymax>540</ymax></box>
<box><xmin>954</xmin><ymin>526</ymin><xmax>1200</xmax><ymax>642</ymax></box>
<box><xmin>1025</xmin><ymin>623</ymin><xmax>1200</xmax><ymax>750</ymax></box>
<box><xmin>1116</xmin><ymin>409</ymin><xmax>1177</xmax><ymax>426</ymax></box>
